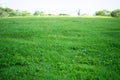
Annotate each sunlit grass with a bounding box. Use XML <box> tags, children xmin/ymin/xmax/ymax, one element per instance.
<box><xmin>4</xmin><ymin>15</ymin><xmax>113</xmax><ymax>19</ymax></box>
<box><xmin>0</xmin><ymin>17</ymin><xmax>120</xmax><ymax>80</ymax></box>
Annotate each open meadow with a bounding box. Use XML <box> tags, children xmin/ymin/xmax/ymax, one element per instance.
<box><xmin>0</xmin><ymin>17</ymin><xmax>120</xmax><ymax>80</ymax></box>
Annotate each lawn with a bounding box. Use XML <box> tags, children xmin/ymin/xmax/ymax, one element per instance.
<box><xmin>0</xmin><ymin>17</ymin><xmax>120</xmax><ymax>80</ymax></box>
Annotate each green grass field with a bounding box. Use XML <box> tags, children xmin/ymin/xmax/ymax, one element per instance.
<box><xmin>0</xmin><ymin>17</ymin><xmax>120</xmax><ymax>80</ymax></box>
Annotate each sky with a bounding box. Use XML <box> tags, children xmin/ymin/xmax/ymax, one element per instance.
<box><xmin>0</xmin><ymin>0</ymin><xmax>120</xmax><ymax>16</ymax></box>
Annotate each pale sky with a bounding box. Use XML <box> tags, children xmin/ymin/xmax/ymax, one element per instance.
<box><xmin>0</xmin><ymin>0</ymin><xmax>120</xmax><ymax>16</ymax></box>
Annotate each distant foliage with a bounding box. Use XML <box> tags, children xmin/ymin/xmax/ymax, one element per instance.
<box><xmin>81</xmin><ymin>13</ymin><xmax>89</xmax><ymax>16</ymax></box>
<box><xmin>33</xmin><ymin>11</ymin><xmax>47</xmax><ymax>16</ymax></box>
<box><xmin>0</xmin><ymin>7</ymin><xmax>31</xmax><ymax>17</ymax></box>
<box><xmin>3</xmin><ymin>7</ymin><xmax>15</xmax><ymax>16</ymax></box>
<box><xmin>0</xmin><ymin>7</ymin><xmax>16</xmax><ymax>17</ymax></box>
<box><xmin>1</xmin><ymin>6</ymin><xmax>120</xmax><ymax>18</ymax></box>
<box><xmin>59</xmin><ymin>13</ymin><xmax>70</xmax><ymax>16</ymax></box>
<box><xmin>40</xmin><ymin>11</ymin><xmax>45</xmax><ymax>16</ymax></box>
<box><xmin>95</xmin><ymin>9</ymin><xmax>120</xmax><ymax>18</ymax></box>
<box><xmin>111</xmin><ymin>9</ymin><xmax>120</xmax><ymax>17</ymax></box>
<box><xmin>0</xmin><ymin>7</ymin><xmax>9</xmax><ymax>17</ymax></box>
<box><xmin>21</xmin><ymin>11</ymin><xmax>31</xmax><ymax>16</ymax></box>
<box><xmin>14</xmin><ymin>10</ymin><xmax>23</xmax><ymax>16</ymax></box>
<box><xmin>95</xmin><ymin>10</ymin><xmax>111</xmax><ymax>16</ymax></box>
<box><xmin>33</xmin><ymin>11</ymin><xmax>40</xmax><ymax>16</ymax></box>
<box><xmin>0</xmin><ymin>10</ymin><xmax>9</xmax><ymax>17</ymax></box>
<box><xmin>48</xmin><ymin>14</ymin><xmax>56</xmax><ymax>16</ymax></box>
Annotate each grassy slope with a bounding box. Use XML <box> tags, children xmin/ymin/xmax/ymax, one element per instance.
<box><xmin>0</xmin><ymin>17</ymin><xmax>120</xmax><ymax>80</ymax></box>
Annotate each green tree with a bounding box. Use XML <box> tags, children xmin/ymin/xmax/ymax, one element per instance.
<box><xmin>4</xmin><ymin>7</ymin><xmax>15</xmax><ymax>16</ymax></box>
<box><xmin>0</xmin><ymin>7</ymin><xmax>31</xmax><ymax>17</ymax></box>
<box><xmin>111</xmin><ymin>9</ymin><xmax>120</xmax><ymax>17</ymax></box>
<box><xmin>14</xmin><ymin>10</ymin><xmax>23</xmax><ymax>16</ymax></box>
<box><xmin>48</xmin><ymin>14</ymin><xmax>56</xmax><ymax>16</ymax></box>
<box><xmin>0</xmin><ymin>10</ymin><xmax>9</xmax><ymax>17</ymax></box>
<box><xmin>33</xmin><ymin>11</ymin><xmax>40</xmax><ymax>16</ymax></box>
<box><xmin>0</xmin><ymin>7</ymin><xmax>9</xmax><ymax>17</ymax></box>
<box><xmin>59</xmin><ymin>13</ymin><xmax>70</xmax><ymax>16</ymax></box>
<box><xmin>21</xmin><ymin>11</ymin><xmax>31</xmax><ymax>16</ymax></box>
<box><xmin>95</xmin><ymin>10</ymin><xmax>111</xmax><ymax>16</ymax></box>
<box><xmin>40</xmin><ymin>11</ymin><xmax>46</xmax><ymax>16</ymax></box>
<box><xmin>33</xmin><ymin>11</ymin><xmax>46</xmax><ymax>16</ymax></box>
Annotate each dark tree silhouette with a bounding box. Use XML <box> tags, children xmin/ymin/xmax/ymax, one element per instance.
<box><xmin>78</xmin><ymin>9</ymin><xmax>80</xmax><ymax>16</ymax></box>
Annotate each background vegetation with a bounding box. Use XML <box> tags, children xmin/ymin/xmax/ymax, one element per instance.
<box><xmin>0</xmin><ymin>7</ymin><xmax>120</xmax><ymax>17</ymax></box>
<box><xmin>95</xmin><ymin>9</ymin><xmax>120</xmax><ymax>17</ymax></box>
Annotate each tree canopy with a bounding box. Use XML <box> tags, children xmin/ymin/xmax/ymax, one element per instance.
<box><xmin>0</xmin><ymin>7</ymin><xmax>31</xmax><ymax>17</ymax></box>
<box><xmin>95</xmin><ymin>10</ymin><xmax>111</xmax><ymax>16</ymax></box>
<box><xmin>111</xmin><ymin>9</ymin><xmax>120</xmax><ymax>17</ymax></box>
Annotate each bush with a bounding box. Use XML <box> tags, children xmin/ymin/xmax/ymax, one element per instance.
<box><xmin>111</xmin><ymin>9</ymin><xmax>120</xmax><ymax>17</ymax></box>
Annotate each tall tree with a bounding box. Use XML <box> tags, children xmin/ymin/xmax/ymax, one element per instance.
<box><xmin>78</xmin><ymin>9</ymin><xmax>80</xmax><ymax>16</ymax></box>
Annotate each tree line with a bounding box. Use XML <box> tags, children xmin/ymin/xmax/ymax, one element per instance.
<box><xmin>95</xmin><ymin>9</ymin><xmax>120</xmax><ymax>17</ymax></box>
<box><xmin>0</xmin><ymin>7</ymin><xmax>31</xmax><ymax>17</ymax></box>
<box><xmin>0</xmin><ymin>7</ymin><xmax>120</xmax><ymax>17</ymax></box>
<box><xmin>0</xmin><ymin>7</ymin><xmax>69</xmax><ymax>17</ymax></box>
